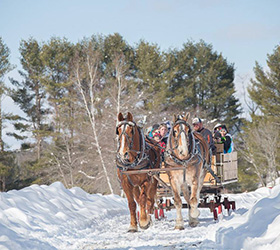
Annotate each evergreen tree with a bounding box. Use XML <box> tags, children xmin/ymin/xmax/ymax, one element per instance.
<box><xmin>240</xmin><ymin>44</ymin><xmax>280</xmax><ymax>187</ymax></box>
<box><xmin>9</xmin><ymin>38</ymin><xmax>49</xmax><ymax>159</ymax></box>
<box><xmin>41</xmin><ymin>37</ymin><xmax>75</xmax><ymax>139</ymax></box>
<box><xmin>0</xmin><ymin>151</ymin><xmax>17</xmax><ymax>191</ymax></box>
<box><xmin>170</xmin><ymin>40</ymin><xmax>241</xmax><ymax>129</ymax></box>
<box><xmin>0</xmin><ymin>37</ymin><xmax>15</xmax><ymax>151</ymax></box>
<box><xmin>248</xmin><ymin>44</ymin><xmax>280</xmax><ymax>123</ymax></box>
<box><xmin>103</xmin><ymin>33</ymin><xmax>134</xmax><ymax>77</ymax></box>
<box><xmin>134</xmin><ymin>40</ymin><xmax>168</xmax><ymax>109</ymax></box>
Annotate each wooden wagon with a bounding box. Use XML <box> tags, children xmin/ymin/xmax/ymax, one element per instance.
<box><xmin>156</xmin><ymin>143</ymin><xmax>238</xmax><ymax>220</ymax></box>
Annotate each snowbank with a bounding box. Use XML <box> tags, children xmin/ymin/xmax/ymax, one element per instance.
<box><xmin>0</xmin><ymin>182</ymin><xmax>127</xmax><ymax>249</ymax></box>
<box><xmin>0</xmin><ymin>181</ymin><xmax>279</xmax><ymax>249</ymax></box>
<box><xmin>216</xmin><ymin>185</ymin><xmax>280</xmax><ymax>250</ymax></box>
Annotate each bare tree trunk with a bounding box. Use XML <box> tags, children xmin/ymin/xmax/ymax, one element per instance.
<box><xmin>242</xmin><ymin>151</ymin><xmax>266</xmax><ymax>187</ymax></box>
<box><xmin>63</xmin><ymin>135</ymin><xmax>74</xmax><ymax>187</ymax></box>
<box><xmin>237</xmin><ymin>135</ymin><xmax>266</xmax><ymax>187</ymax></box>
<box><xmin>74</xmin><ymin>55</ymin><xmax>114</xmax><ymax>194</ymax></box>
<box><xmin>51</xmin><ymin>151</ymin><xmax>69</xmax><ymax>189</ymax></box>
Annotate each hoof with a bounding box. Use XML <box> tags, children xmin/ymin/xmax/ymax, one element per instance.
<box><xmin>174</xmin><ymin>225</ymin><xmax>184</xmax><ymax>230</ymax></box>
<box><xmin>189</xmin><ymin>218</ymin><xmax>199</xmax><ymax>227</ymax></box>
<box><xmin>139</xmin><ymin>215</ymin><xmax>151</xmax><ymax>229</ymax></box>
<box><xmin>128</xmin><ymin>225</ymin><xmax>138</xmax><ymax>233</ymax></box>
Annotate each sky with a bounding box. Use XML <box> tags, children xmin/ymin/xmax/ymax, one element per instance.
<box><xmin>0</xmin><ymin>180</ymin><xmax>280</xmax><ymax>249</ymax></box>
<box><xmin>0</xmin><ymin>0</ymin><xmax>280</xmax><ymax>148</ymax></box>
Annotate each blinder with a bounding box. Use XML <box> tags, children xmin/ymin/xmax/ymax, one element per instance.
<box><xmin>116</xmin><ymin>121</ymin><xmax>136</xmax><ymax>135</ymax></box>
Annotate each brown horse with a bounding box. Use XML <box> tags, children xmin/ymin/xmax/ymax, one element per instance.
<box><xmin>164</xmin><ymin>113</ymin><xmax>210</xmax><ymax>228</ymax></box>
<box><xmin>116</xmin><ymin>112</ymin><xmax>161</xmax><ymax>232</ymax></box>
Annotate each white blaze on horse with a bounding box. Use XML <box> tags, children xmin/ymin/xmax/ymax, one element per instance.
<box><xmin>116</xmin><ymin>112</ymin><xmax>161</xmax><ymax>232</ymax></box>
<box><xmin>164</xmin><ymin>113</ymin><xmax>210</xmax><ymax>228</ymax></box>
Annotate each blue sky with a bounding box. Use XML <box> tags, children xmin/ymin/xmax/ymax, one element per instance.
<box><xmin>0</xmin><ymin>0</ymin><xmax>280</xmax><ymax>148</ymax></box>
<box><xmin>1</xmin><ymin>0</ymin><xmax>279</xmax><ymax>74</ymax></box>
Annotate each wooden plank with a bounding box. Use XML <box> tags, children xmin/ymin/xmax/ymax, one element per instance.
<box><xmin>222</xmin><ymin>151</ymin><xmax>237</xmax><ymax>162</ymax></box>
<box><xmin>222</xmin><ymin>161</ymin><xmax>238</xmax><ymax>181</ymax></box>
<box><xmin>203</xmin><ymin>156</ymin><xmax>218</xmax><ymax>185</ymax></box>
<box><xmin>159</xmin><ymin>173</ymin><xmax>170</xmax><ymax>183</ymax></box>
<box><xmin>215</xmin><ymin>144</ymin><xmax>224</xmax><ymax>153</ymax></box>
<box><xmin>203</xmin><ymin>172</ymin><xmax>216</xmax><ymax>185</ymax></box>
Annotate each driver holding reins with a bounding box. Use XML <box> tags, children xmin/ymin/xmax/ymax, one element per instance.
<box><xmin>192</xmin><ymin>117</ymin><xmax>216</xmax><ymax>155</ymax></box>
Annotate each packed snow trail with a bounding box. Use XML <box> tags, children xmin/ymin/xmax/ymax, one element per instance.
<box><xmin>0</xmin><ymin>182</ymin><xmax>280</xmax><ymax>250</ymax></box>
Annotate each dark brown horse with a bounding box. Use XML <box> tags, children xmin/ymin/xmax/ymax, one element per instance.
<box><xmin>116</xmin><ymin>112</ymin><xmax>161</xmax><ymax>232</ymax></box>
<box><xmin>164</xmin><ymin>113</ymin><xmax>210</xmax><ymax>228</ymax></box>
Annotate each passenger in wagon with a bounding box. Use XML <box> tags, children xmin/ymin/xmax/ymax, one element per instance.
<box><xmin>153</xmin><ymin>132</ymin><xmax>166</xmax><ymax>154</ymax></box>
<box><xmin>192</xmin><ymin>117</ymin><xmax>216</xmax><ymax>155</ymax></box>
<box><xmin>213</xmin><ymin>123</ymin><xmax>223</xmax><ymax>143</ymax></box>
<box><xmin>219</xmin><ymin>125</ymin><xmax>233</xmax><ymax>153</ymax></box>
<box><xmin>158</xmin><ymin>123</ymin><xmax>168</xmax><ymax>144</ymax></box>
<box><xmin>148</xmin><ymin>123</ymin><xmax>160</xmax><ymax>138</ymax></box>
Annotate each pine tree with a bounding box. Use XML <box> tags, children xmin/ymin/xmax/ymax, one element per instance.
<box><xmin>0</xmin><ymin>37</ymin><xmax>15</xmax><ymax>151</ymax></box>
<box><xmin>9</xmin><ymin>38</ymin><xmax>49</xmax><ymax>159</ymax></box>
<box><xmin>248</xmin><ymin>44</ymin><xmax>280</xmax><ymax>123</ymax></box>
<box><xmin>170</xmin><ymin>40</ymin><xmax>241</xmax><ymax>129</ymax></box>
<box><xmin>241</xmin><ymin>44</ymin><xmax>280</xmax><ymax>187</ymax></box>
<box><xmin>41</xmin><ymin>37</ymin><xmax>75</xmax><ymax>142</ymax></box>
<box><xmin>134</xmin><ymin>40</ymin><xmax>168</xmax><ymax>109</ymax></box>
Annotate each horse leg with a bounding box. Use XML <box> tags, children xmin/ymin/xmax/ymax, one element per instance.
<box><xmin>170</xmin><ymin>172</ymin><xmax>184</xmax><ymax>230</ymax></box>
<box><xmin>181</xmin><ymin>182</ymin><xmax>190</xmax><ymax>204</ymax></box>
<box><xmin>188</xmin><ymin>178</ymin><xmax>200</xmax><ymax>227</ymax></box>
<box><xmin>133</xmin><ymin>186</ymin><xmax>140</xmax><ymax>204</ymax></box>
<box><xmin>123</xmin><ymin>182</ymin><xmax>138</xmax><ymax>232</ymax></box>
<box><xmin>138</xmin><ymin>180</ymin><xmax>151</xmax><ymax>229</ymax></box>
<box><xmin>146</xmin><ymin>178</ymin><xmax>158</xmax><ymax>214</ymax></box>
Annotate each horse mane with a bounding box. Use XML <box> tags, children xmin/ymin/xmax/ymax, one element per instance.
<box><xmin>193</xmin><ymin>131</ymin><xmax>210</xmax><ymax>165</ymax></box>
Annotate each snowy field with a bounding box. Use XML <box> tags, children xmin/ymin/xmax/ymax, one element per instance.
<box><xmin>0</xmin><ymin>182</ymin><xmax>280</xmax><ymax>250</ymax></box>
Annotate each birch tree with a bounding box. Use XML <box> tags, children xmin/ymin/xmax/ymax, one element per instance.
<box><xmin>71</xmin><ymin>39</ymin><xmax>114</xmax><ymax>194</ymax></box>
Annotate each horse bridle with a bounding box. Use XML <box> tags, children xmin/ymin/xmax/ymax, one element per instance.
<box><xmin>167</xmin><ymin>119</ymin><xmax>196</xmax><ymax>165</ymax></box>
<box><xmin>116</xmin><ymin>120</ymin><xmax>147</xmax><ymax>168</ymax></box>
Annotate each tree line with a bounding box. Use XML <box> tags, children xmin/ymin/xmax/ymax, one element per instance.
<box><xmin>0</xmin><ymin>34</ymin><xmax>279</xmax><ymax>194</ymax></box>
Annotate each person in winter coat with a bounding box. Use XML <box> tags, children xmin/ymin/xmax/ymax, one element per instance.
<box><xmin>219</xmin><ymin>125</ymin><xmax>233</xmax><ymax>153</ymax></box>
<box><xmin>158</xmin><ymin>123</ymin><xmax>168</xmax><ymax>144</ymax></box>
<box><xmin>153</xmin><ymin>132</ymin><xmax>166</xmax><ymax>154</ymax></box>
<box><xmin>192</xmin><ymin>117</ymin><xmax>216</xmax><ymax>155</ymax></box>
<box><xmin>148</xmin><ymin>124</ymin><xmax>160</xmax><ymax>138</ymax></box>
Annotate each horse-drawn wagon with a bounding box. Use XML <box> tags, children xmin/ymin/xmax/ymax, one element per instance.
<box><xmin>116</xmin><ymin>112</ymin><xmax>238</xmax><ymax>231</ymax></box>
<box><xmin>156</xmin><ymin>143</ymin><xmax>238</xmax><ymax>221</ymax></box>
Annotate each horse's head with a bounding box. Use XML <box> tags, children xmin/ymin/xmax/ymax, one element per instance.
<box><xmin>170</xmin><ymin>113</ymin><xmax>193</xmax><ymax>160</ymax></box>
<box><xmin>116</xmin><ymin>112</ymin><xmax>140</xmax><ymax>163</ymax></box>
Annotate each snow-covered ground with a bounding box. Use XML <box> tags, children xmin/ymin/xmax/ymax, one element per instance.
<box><xmin>0</xmin><ymin>182</ymin><xmax>280</xmax><ymax>250</ymax></box>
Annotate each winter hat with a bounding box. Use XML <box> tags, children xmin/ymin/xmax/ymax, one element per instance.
<box><xmin>220</xmin><ymin>125</ymin><xmax>228</xmax><ymax>133</ymax></box>
<box><xmin>214</xmin><ymin>123</ymin><xmax>222</xmax><ymax>131</ymax></box>
<box><xmin>152</xmin><ymin>124</ymin><xmax>160</xmax><ymax>130</ymax></box>
<box><xmin>192</xmin><ymin>117</ymin><xmax>202</xmax><ymax>125</ymax></box>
